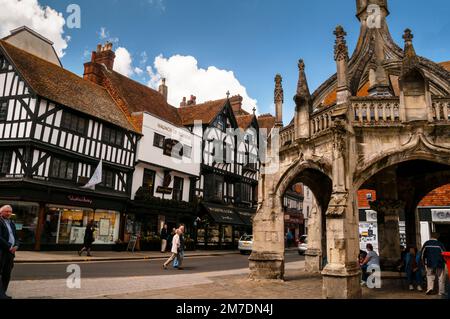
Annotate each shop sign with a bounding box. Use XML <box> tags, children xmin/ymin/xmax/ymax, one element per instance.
<box><xmin>156</xmin><ymin>186</ymin><xmax>173</xmax><ymax>195</ymax></box>
<box><xmin>67</xmin><ymin>195</ymin><xmax>93</xmax><ymax>205</ymax></box>
<box><xmin>431</xmin><ymin>209</ymin><xmax>450</xmax><ymax>222</ymax></box>
<box><xmin>366</xmin><ymin>210</ymin><xmax>377</xmax><ymax>222</ymax></box>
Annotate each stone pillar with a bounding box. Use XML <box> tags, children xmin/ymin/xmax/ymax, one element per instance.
<box><xmin>371</xmin><ymin>167</ymin><xmax>403</xmax><ymax>270</ymax></box>
<box><xmin>249</xmin><ymin>173</ymin><xmax>285</xmax><ymax>280</ymax></box>
<box><xmin>322</xmin><ymin>191</ymin><xmax>361</xmax><ymax>299</ymax></box>
<box><xmin>321</xmin><ymin>120</ymin><xmax>361</xmax><ymax>299</ymax></box>
<box><xmin>305</xmin><ymin>202</ymin><xmax>323</xmax><ymax>273</ymax></box>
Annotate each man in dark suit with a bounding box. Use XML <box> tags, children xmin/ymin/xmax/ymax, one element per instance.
<box><xmin>0</xmin><ymin>205</ymin><xmax>19</xmax><ymax>299</ymax></box>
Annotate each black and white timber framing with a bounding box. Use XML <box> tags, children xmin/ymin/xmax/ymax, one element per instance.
<box><xmin>0</xmin><ymin>52</ymin><xmax>138</xmax><ymax>194</ymax></box>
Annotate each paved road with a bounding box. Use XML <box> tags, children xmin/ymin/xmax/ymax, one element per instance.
<box><xmin>13</xmin><ymin>250</ymin><xmax>304</xmax><ymax>281</ymax></box>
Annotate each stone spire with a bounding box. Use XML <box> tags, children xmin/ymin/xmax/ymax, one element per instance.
<box><xmin>294</xmin><ymin>59</ymin><xmax>311</xmax><ymax>140</ymax></box>
<box><xmin>356</xmin><ymin>0</ymin><xmax>389</xmax><ymax>21</ymax></box>
<box><xmin>334</xmin><ymin>26</ymin><xmax>351</xmax><ymax>105</ymax></box>
<box><xmin>401</xmin><ymin>28</ymin><xmax>419</xmax><ymax>76</ymax></box>
<box><xmin>368</xmin><ymin>30</ymin><xmax>392</xmax><ymax>97</ymax></box>
<box><xmin>274</xmin><ymin>74</ymin><xmax>284</xmax><ymax>127</ymax></box>
<box><xmin>294</xmin><ymin>59</ymin><xmax>311</xmax><ymax>108</ymax></box>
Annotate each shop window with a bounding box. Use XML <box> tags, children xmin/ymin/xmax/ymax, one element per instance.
<box><xmin>60</xmin><ymin>111</ymin><xmax>87</xmax><ymax>135</ymax></box>
<box><xmin>102</xmin><ymin>125</ymin><xmax>124</xmax><ymax>147</ymax></box>
<box><xmin>0</xmin><ymin>201</ymin><xmax>38</xmax><ymax>246</ymax></box>
<box><xmin>49</xmin><ymin>157</ymin><xmax>75</xmax><ymax>181</ymax></box>
<box><xmin>153</xmin><ymin>133</ymin><xmax>165</xmax><ymax>148</ymax></box>
<box><xmin>0</xmin><ymin>100</ymin><xmax>8</xmax><ymax>121</ymax></box>
<box><xmin>173</xmin><ymin>176</ymin><xmax>184</xmax><ymax>202</ymax></box>
<box><xmin>43</xmin><ymin>205</ymin><xmax>120</xmax><ymax>245</ymax></box>
<box><xmin>142</xmin><ymin>169</ymin><xmax>155</xmax><ymax>195</ymax></box>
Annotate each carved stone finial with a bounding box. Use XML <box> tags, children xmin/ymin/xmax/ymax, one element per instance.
<box><xmin>334</xmin><ymin>26</ymin><xmax>349</xmax><ymax>62</ymax></box>
<box><xmin>298</xmin><ymin>59</ymin><xmax>305</xmax><ymax>71</ymax></box>
<box><xmin>274</xmin><ymin>74</ymin><xmax>284</xmax><ymax>104</ymax></box>
<box><xmin>294</xmin><ymin>59</ymin><xmax>311</xmax><ymax>108</ymax></box>
<box><xmin>403</xmin><ymin>28</ymin><xmax>413</xmax><ymax>43</ymax></box>
<box><xmin>226</xmin><ymin>90</ymin><xmax>230</xmax><ymax>99</ymax></box>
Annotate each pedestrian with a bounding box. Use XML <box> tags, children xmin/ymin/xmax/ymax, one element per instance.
<box><xmin>163</xmin><ymin>228</ymin><xmax>180</xmax><ymax>269</ymax></box>
<box><xmin>167</xmin><ymin>227</ymin><xmax>176</xmax><ymax>253</ymax></box>
<box><xmin>360</xmin><ymin>243</ymin><xmax>380</xmax><ymax>286</ymax></box>
<box><xmin>78</xmin><ymin>220</ymin><xmax>95</xmax><ymax>257</ymax></box>
<box><xmin>403</xmin><ymin>246</ymin><xmax>423</xmax><ymax>291</ymax></box>
<box><xmin>174</xmin><ymin>225</ymin><xmax>185</xmax><ymax>270</ymax></box>
<box><xmin>160</xmin><ymin>224</ymin><xmax>168</xmax><ymax>253</ymax></box>
<box><xmin>421</xmin><ymin>232</ymin><xmax>446</xmax><ymax>296</ymax></box>
<box><xmin>0</xmin><ymin>205</ymin><xmax>19</xmax><ymax>299</ymax></box>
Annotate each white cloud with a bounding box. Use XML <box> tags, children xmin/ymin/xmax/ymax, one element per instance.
<box><xmin>148</xmin><ymin>0</ymin><xmax>165</xmax><ymax>11</ymax></box>
<box><xmin>149</xmin><ymin>54</ymin><xmax>258</xmax><ymax>112</ymax></box>
<box><xmin>134</xmin><ymin>67</ymin><xmax>144</xmax><ymax>75</ymax></box>
<box><xmin>98</xmin><ymin>27</ymin><xmax>119</xmax><ymax>44</ymax></box>
<box><xmin>0</xmin><ymin>0</ymin><xmax>69</xmax><ymax>57</ymax></box>
<box><xmin>114</xmin><ymin>47</ymin><xmax>134</xmax><ymax>77</ymax></box>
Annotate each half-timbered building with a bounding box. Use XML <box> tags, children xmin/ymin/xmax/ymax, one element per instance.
<box><xmin>0</xmin><ymin>28</ymin><xmax>140</xmax><ymax>250</ymax></box>
<box><xmin>176</xmin><ymin>95</ymin><xmax>264</xmax><ymax>249</ymax></box>
<box><xmin>82</xmin><ymin>44</ymin><xmax>201</xmax><ymax>247</ymax></box>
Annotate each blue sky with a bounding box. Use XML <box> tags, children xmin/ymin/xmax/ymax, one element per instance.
<box><xmin>14</xmin><ymin>0</ymin><xmax>450</xmax><ymax>123</ymax></box>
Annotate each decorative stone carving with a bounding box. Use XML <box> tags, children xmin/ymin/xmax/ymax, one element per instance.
<box><xmin>326</xmin><ymin>192</ymin><xmax>349</xmax><ymax>218</ymax></box>
<box><xmin>274</xmin><ymin>74</ymin><xmax>284</xmax><ymax>104</ymax></box>
<box><xmin>334</xmin><ymin>26</ymin><xmax>349</xmax><ymax>62</ymax></box>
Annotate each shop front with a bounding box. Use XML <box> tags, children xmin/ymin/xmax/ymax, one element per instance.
<box><xmin>196</xmin><ymin>202</ymin><xmax>248</xmax><ymax>250</ymax></box>
<box><xmin>126</xmin><ymin>199</ymin><xmax>195</xmax><ymax>251</ymax></box>
<box><xmin>0</xmin><ymin>181</ymin><xmax>127</xmax><ymax>251</ymax></box>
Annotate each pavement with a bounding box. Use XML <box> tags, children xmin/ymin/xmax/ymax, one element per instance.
<box><xmin>15</xmin><ymin>249</ymin><xmax>242</xmax><ymax>263</ymax></box>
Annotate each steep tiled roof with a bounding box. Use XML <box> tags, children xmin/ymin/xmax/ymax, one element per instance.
<box><xmin>177</xmin><ymin>99</ymin><xmax>227</xmax><ymax>126</ymax></box>
<box><xmin>236</xmin><ymin>114</ymin><xmax>254</xmax><ymax>130</ymax></box>
<box><xmin>0</xmin><ymin>40</ymin><xmax>137</xmax><ymax>132</ymax></box>
<box><xmin>440</xmin><ymin>61</ymin><xmax>450</xmax><ymax>72</ymax></box>
<box><xmin>102</xmin><ymin>70</ymin><xmax>182</xmax><ymax>126</ymax></box>
<box><xmin>257</xmin><ymin>114</ymin><xmax>276</xmax><ymax>131</ymax></box>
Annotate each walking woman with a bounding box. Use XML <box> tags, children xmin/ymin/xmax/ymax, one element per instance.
<box><xmin>78</xmin><ymin>220</ymin><xmax>95</xmax><ymax>257</ymax></box>
<box><xmin>163</xmin><ymin>229</ymin><xmax>180</xmax><ymax>269</ymax></box>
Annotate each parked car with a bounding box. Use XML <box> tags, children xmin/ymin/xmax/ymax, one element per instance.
<box><xmin>298</xmin><ymin>235</ymin><xmax>308</xmax><ymax>255</ymax></box>
<box><xmin>238</xmin><ymin>235</ymin><xmax>253</xmax><ymax>254</ymax></box>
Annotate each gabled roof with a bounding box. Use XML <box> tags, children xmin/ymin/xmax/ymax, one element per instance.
<box><xmin>0</xmin><ymin>40</ymin><xmax>137</xmax><ymax>132</ymax></box>
<box><xmin>235</xmin><ymin>114</ymin><xmax>255</xmax><ymax>130</ymax></box>
<box><xmin>257</xmin><ymin>114</ymin><xmax>276</xmax><ymax>131</ymax></box>
<box><xmin>177</xmin><ymin>99</ymin><xmax>227</xmax><ymax>126</ymax></box>
<box><xmin>102</xmin><ymin>69</ymin><xmax>182</xmax><ymax>126</ymax></box>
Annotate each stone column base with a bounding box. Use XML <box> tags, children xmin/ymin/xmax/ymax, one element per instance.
<box><xmin>305</xmin><ymin>249</ymin><xmax>322</xmax><ymax>273</ymax></box>
<box><xmin>322</xmin><ymin>265</ymin><xmax>362</xmax><ymax>299</ymax></box>
<box><xmin>249</xmin><ymin>252</ymin><xmax>284</xmax><ymax>280</ymax></box>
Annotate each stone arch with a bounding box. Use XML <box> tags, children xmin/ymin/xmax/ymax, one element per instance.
<box><xmin>276</xmin><ymin>159</ymin><xmax>332</xmax><ymax>212</ymax></box>
<box><xmin>354</xmin><ymin>134</ymin><xmax>450</xmax><ymax>190</ymax></box>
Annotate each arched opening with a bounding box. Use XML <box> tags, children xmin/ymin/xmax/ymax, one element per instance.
<box><xmin>278</xmin><ymin>167</ymin><xmax>333</xmax><ymax>272</ymax></box>
<box><xmin>357</xmin><ymin>159</ymin><xmax>450</xmax><ymax>269</ymax></box>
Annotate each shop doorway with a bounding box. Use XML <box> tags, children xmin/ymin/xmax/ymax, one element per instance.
<box><xmin>434</xmin><ymin>224</ymin><xmax>450</xmax><ymax>250</ymax></box>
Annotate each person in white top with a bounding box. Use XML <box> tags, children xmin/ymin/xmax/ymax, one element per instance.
<box><xmin>163</xmin><ymin>229</ymin><xmax>180</xmax><ymax>269</ymax></box>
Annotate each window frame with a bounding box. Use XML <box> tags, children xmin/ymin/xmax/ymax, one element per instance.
<box><xmin>101</xmin><ymin>169</ymin><xmax>116</xmax><ymax>190</ymax></box>
<box><xmin>142</xmin><ymin>169</ymin><xmax>156</xmax><ymax>196</ymax></box>
<box><xmin>102</xmin><ymin>125</ymin><xmax>125</xmax><ymax>147</ymax></box>
<box><xmin>153</xmin><ymin>133</ymin><xmax>165</xmax><ymax>149</ymax></box>
<box><xmin>173</xmin><ymin>176</ymin><xmax>184</xmax><ymax>202</ymax></box>
<box><xmin>0</xmin><ymin>100</ymin><xmax>8</xmax><ymax>121</ymax></box>
<box><xmin>60</xmin><ymin>111</ymin><xmax>88</xmax><ymax>136</ymax></box>
<box><xmin>49</xmin><ymin>156</ymin><xmax>76</xmax><ymax>181</ymax></box>
<box><xmin>0</xmin><ymin>150</ymin><xmax>12</xmax><ymax>176</ymax></box>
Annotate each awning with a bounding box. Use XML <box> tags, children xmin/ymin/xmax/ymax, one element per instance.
<box><xmin>235</xmin><ymin>210</ymin><xmax>255</xmax><ymax>226</ymax></box>
<box><xmin>202</xmin><ymin>203</ymin><xmax>246</xmax><ymax>226</ymax></box>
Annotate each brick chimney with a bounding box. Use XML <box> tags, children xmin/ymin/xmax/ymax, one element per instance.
<box><xmin>187</xmin><ymin>95</ymin><xmax>197</xmax><ymax>106</ymax></box>
<box><xmin>230</xmin><ymin>95</ymin><xmax>243</xmax><ymax>114</ymax></box>
<box><xmin>159</xmin><ymin>78</ymin><xmax>168</xmax><ymax>101</ymax></box>
<box><xmin>180</xmin><ymin>97</ymin><xmax>187</xmax><ymax>107</ymax></box>
<box><xmin>83</xmin><ymin>42</ymin><xmax>115</xmax><ymax>85</ymax></box>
